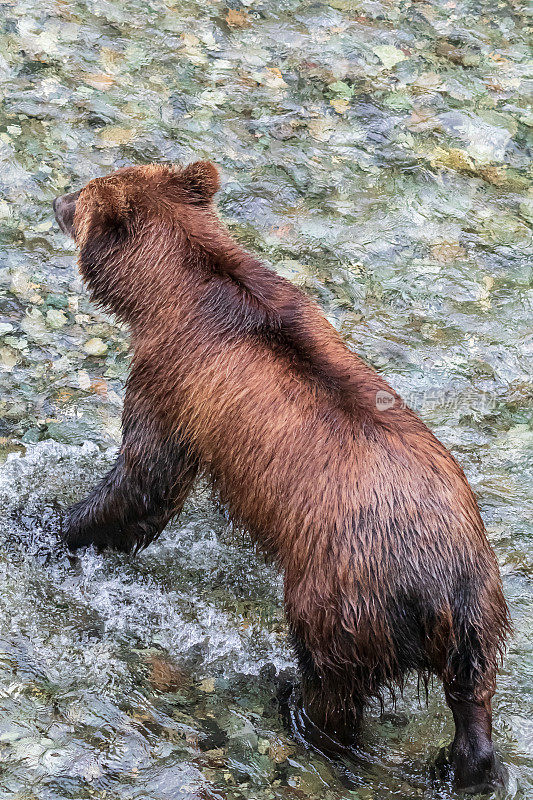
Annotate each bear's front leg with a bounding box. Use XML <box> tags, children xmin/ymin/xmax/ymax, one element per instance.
<box><xmin>64</xmin><ymin>432</ymin><xmax>198</xmax><ymax>553</ymax></box>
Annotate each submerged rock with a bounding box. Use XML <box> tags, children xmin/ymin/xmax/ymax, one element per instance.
<box><xmin>83</xmin><ymin>337</ymin><xmax>108</xmax><ymax>356</ymax></box>
<box><xmin>439</xmin><ymin>111</ymin><xmax>513</xmax><ymax>164</ymax></box>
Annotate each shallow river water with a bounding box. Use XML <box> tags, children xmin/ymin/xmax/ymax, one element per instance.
<box><xmin>0</xmin><ymin>1</ymin><xmax>531</xmax><ymax>798</ymax></box>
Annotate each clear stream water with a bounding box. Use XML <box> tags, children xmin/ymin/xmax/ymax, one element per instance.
<box><xmin>0</xmin><ymin>1</ymin><xmax>531</xmax><ymax>798</ymax></box>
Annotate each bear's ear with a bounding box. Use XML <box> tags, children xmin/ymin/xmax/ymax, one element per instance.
<box><xmin>177</xmin><ymin>161</ymin><xmax>220</xmax><ymax>203</ymax></box>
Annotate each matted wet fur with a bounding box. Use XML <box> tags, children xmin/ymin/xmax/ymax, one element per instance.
<box><xmin>53</xmin><ymin>162</ymin><xmax>510</xmax><ymax>792</ymax></box>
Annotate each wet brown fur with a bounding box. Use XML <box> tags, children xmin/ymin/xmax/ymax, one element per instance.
<box><xmin>57</xmin><ymin>163</ymin><xmax>510</xmax><ymax>786</ymax></box>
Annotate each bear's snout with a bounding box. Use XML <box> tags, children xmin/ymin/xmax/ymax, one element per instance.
<box><xmin>53</xmin><ymin>189</ymin><xmax>81</xmax><ymax>238</ymax></box>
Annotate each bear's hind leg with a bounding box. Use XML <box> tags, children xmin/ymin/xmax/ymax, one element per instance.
<box><xmin>438</xmin><ymin>587</ymin><xmax>509</xmax><ymax>793</ymax></box>
<box><xmin>290</xmin><ymin>631</ymin><xmax>363</xmax><ymax>753</ymax></box>
<box><xmin>443</xmin><ymin>683</ymin><xmax>505</xmax><ymax>793</ymax></box>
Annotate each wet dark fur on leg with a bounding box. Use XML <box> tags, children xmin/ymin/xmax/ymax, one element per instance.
<box><xmin>64</xmin><ymin>413</ymin><xmax>198</xmax><ymax>553</ymax></box>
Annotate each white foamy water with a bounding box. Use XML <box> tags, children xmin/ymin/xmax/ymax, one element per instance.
<box><xmin>0</xmin><ymin>440</ymin><xmax>293</xmax><ymax>684</ymax></box>
<box><xmin>0</xmin><ymin>441</ymin><xmax>297</xmax><ymax>798</ymax></box>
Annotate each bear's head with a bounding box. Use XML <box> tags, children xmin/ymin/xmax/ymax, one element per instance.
<box><xmin>54</xmin><ymin>161</ymin><xmax>220</xmax><ymax>241</ymax></box>
<box><xmin>53</xmin><ymin>162</ymin><xmax>220</xmax><ymax>318</ymax></box>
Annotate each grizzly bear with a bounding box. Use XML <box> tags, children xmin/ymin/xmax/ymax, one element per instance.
<box><xmin>53</xmin><ymin>162</ymin><xmax>510</xmax><ymax>792</ymax></box>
